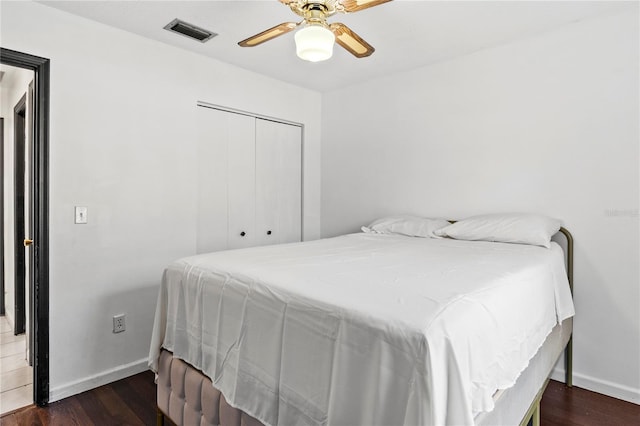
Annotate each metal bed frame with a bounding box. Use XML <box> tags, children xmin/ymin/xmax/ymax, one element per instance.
<box><xmin>517</xmin><ymin>227</ymin><xmax>573</xmax><ymax>426</ymax></box>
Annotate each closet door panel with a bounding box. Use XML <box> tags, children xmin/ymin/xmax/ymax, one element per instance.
<box><xmin>276</xmin><ymin>124</ymin><xmax>302</xmax><ymax>244</ymax></box>
<box><xmin>255</xmin><ymin>119</ymin><xmax>302</xmax><ymax>245</ymax></box>
<box><xmin>196</xmin><ymin>107</ymin><xmax>228</xmax><ymax>254</ymax></box>
<box><xmin>227</xmin><ymin>114</ymin><xmax>256</xmax><ymax>249</ymax></box>
<box><xmin>255</xmin><ymin>120</ymin><xmax>279</xmax><ymax>247</ymax></box>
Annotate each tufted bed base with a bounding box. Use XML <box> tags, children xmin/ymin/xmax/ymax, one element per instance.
<box><xmin>156</xmin><ymin>349</ymin><xmax>264</xmax><ymax>426</ymax></box>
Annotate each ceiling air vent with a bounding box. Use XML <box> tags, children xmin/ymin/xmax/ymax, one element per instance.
<box><xmin>164</xmin><ymin>18</ymin><xmax>217</xmax><ymax>43</ymax></box>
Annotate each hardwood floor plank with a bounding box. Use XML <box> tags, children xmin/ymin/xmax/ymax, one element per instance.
<box><xmin>127</xmin><ymin>370</ymin><xmax>157</xmax><ymax>404</ymax></box>
<box><xmin>110</xmin><ymin>371</ymin><xmax>157</xmax><ymax>425</ymax></box>
<box><xmin>94</xmin><ymin>385</ymin><xmax>145</xmax><ymax>425</ymax></box>
<box><xmin>45</xmin><ymin>398</ymin><xmax>93</xmax><ymax>425</ymax></box>
<box><xmin>12</xmin><ymin>407</ymin><xmax>43</xmax><ymax>426</ymax></box>
<box><xmin>541</xmin><ymin>380</ymin><xmax>640</xmax><ymax>426</ymax></box>
<box><xmin>0</xmin><ymin>413</ymin><xmax>21</xmax><ymax>426</ymax></box>
<box><xmin>72</xmin><ymin>386</ymin><xmax>117</xmax><ymax>426</ymax></box>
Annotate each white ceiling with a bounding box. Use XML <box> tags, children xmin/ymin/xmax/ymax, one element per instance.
<box><xmin>39</xmin><ymin>1</ymin><xmax>633</xmax><ymax>92</ymax></box>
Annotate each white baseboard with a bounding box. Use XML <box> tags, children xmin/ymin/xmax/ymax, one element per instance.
<box><xmin>551</xmin><ymin>366</ymin><xmax>640</xmax><ymax>405</ymax></box>
<box><xmin>49</xmin><ymin>358</ymin><xmax>149</xmax><ymax>403</ymax></box>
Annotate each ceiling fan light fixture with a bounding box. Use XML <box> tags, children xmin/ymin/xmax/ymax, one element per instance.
<box><xmin>294</xmin><ymin>24</ymin><xmax>335</xmax><ymax>62</ymax></box>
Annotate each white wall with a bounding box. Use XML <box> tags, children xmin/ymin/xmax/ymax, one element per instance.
<box><xmin>1</xmin><ymin>1</ymin><xmax>321</xmax><ymax>401</ymax></box>
<box><xmin>322</xmin><ymin>9</ymin><xmax>639</xmax><ymax>403</ymax></box>
<box><xmin>1</xmin><ymin>66</ymin><xmax>35</xmax><ymax>329</ymax></box>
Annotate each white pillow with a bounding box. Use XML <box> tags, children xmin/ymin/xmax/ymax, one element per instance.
<box><xmin>434</xmin><ymin>213</ymin><xmax>562</xmax><ymax>248</ymax></box>
<box><xmin>362</xmin><ymin>216</ymin><xmax>451</xmax><ymax>238</ymax></box>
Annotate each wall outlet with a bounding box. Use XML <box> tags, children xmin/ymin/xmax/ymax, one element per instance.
<box><xmin>113</xmin><ymin>314</ymin><xmax>126</xmax><ymax>333</ymax></box>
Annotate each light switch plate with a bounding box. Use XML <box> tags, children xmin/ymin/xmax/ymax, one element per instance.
<box><xmin>75</xmin><ymin>206</ymin><xmax>88</xmax><ymax>224</ymax></box>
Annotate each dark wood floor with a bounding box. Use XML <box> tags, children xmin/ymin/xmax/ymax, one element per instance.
<box><xmin>0</xmin><ymin>371</ymin><xmax>157</xmax><ymax>426</ymax></box>
<box><xmin>541</xmin><ymin>380</ymin><xmax>639</xmax><ymax>426</ymax></box>
<box><xmin>1</xmin><ymin>373</ymin><xmax>638</xmax><ymax>425</ymax></box>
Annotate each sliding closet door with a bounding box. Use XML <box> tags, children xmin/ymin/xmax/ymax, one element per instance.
<box><xmin>196</xmin><ymin>107</ymin><xmax>229</xmax><ymax>253</ymax></box>
<box><xmin>197</xmin><ymin>105</ymin><xmax>302</xmax><ymax>253</ymax></box>
<box><xmin>226</xmin><ymin>115</ymin><xmax>256</xmax><ymax>249</ymax></box>
<box><xmin>255</xmin><ymin>119</ymin><xmax>302</xmax><ymax>246</ymax></box>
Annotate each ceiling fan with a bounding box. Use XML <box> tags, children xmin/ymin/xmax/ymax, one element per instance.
<box><xmin>238</xmin><ymin>0</ymin><xmax>392</xmax><ymax>62</ymax></box>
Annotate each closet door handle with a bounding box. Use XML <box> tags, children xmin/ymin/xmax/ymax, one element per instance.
<box><xmin>240</xmin><ymin>231</ymin><xmax>246</xmax><ymax>237</ymax></box>
<box><xmin>267</xmin><ymin>230</ymin><xmax>272</xmax><ymax>235</ymax></box>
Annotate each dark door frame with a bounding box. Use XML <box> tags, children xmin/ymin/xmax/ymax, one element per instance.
<box><xmin>1</xmin><ymin>47</ymin><xmax>50</xmax><ymax>406</ymax></box>
<box><xmin>13</xmin><ymin>94</ymin><xmax>27</xmax><ymax>336</ymax></box>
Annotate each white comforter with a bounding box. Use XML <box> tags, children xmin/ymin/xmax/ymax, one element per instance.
<box><xmin>149</xmin><ymin>233</ymin><xmax>574</xmax><ymax>426</ymax></box>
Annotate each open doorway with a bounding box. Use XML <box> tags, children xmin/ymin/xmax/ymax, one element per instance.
<box><xmin>1</xmin><ymin>64</ymin><xmax>34</xmax><ymax>414</ymax></box>
<box><xmin>0</xmin><ymin>48</ymin><xmax>50</xmax><ymax>409</ymax></box>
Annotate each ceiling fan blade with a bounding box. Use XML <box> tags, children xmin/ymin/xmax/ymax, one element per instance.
<box><xmin>330</xmin><ymin>23</ymin><xmax>375</xmax><ymax>58</ymax></box>
<box><xmin>238</xmin><ymin>22</ymin><xmax>298</xmax><ymax>47</ymax></box>
<box><xmin>341</xmin><ymin>0</ymin><xmax>392</xmax><ymax>13</ymax></box>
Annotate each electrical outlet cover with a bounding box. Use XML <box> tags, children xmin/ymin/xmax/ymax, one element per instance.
<box><xmin>113</xmin><ymin>314</ymin><xmax>126</xmax><ymax>333</ymax></box>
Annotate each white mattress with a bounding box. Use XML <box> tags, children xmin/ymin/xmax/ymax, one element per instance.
<box><xmin>149</xmin><ymin>233</ymin><xmax>575</xmax><ymax>426</ymax></box>
<box><xmin>476</xmin><ymin>317</ymin><xmax>572</xmax><ymax>425</ymax></box>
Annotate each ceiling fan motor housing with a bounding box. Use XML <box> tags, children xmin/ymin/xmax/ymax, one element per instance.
<box><xmin>292</xmin><ymin>0</ymin><xmax>339</xmax><ymax>19</ymax></box>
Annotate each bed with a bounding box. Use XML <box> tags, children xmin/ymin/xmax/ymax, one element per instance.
<box><xmin>149</xmin><ymin>217</ymin><xmax>575</xmax><ymax>426</ymax></box>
